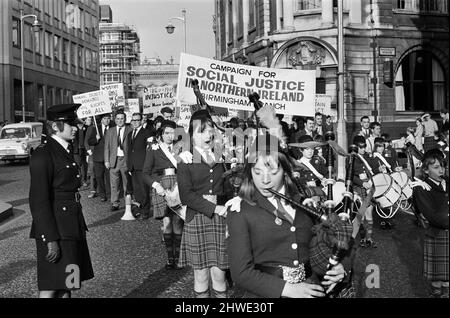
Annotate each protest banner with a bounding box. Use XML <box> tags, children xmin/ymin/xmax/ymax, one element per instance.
<box><xmin>142</xmin><ymin>85</ymin><xmax>176</xmax><ymax>115</ymax></box>
<box><xmin>124</xmin><ymin>99</ymin><xmax>140</xmax><ymax>123</ymax></box>
<box><xmin>176</xmin><ymin>53</ymin><xmax>316</xmax><ymax>117</ymax></box>
<box><xmin>100</xmin><ymin>83</ymin><xmax>125</xmax><ymax>110</ymax></box>
<box><xmin>73</xmin><ymin>90</ymin><xmax>111</xmax><ymax>119</ymax></box>
<box><xmin>176</xmin><ymin>105</ymin><xmax>192</xmax><ymax>131</ymax></box>
<box><xmin>314</xmin><ymin>94</ymin><xmax>332</xmax><ymax>116</ymax></box>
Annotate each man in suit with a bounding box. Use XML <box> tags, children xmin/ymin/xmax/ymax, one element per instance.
<box><xmin>86</xmin><ymin>113</ymin><xmax>111</xmax><ymax>202</ymax></box>
<box><xmin>357</xmin><ymin>116</ymin><xmax>371</xmax><ymax>140</ymax></box>
<box><xmin>104</xmin><ymin>112</ymin><xmax>132</xmax><ymax>211</ymax></box>
<box><xmin>126</xmin><ymin>113</ymin><xmax>154</xmax><ymax>219</ymax></box>
<box><xmin>73</xmin><ymin>119</ymin><xmax>88</xmax><ymax>186</ymax></box>
<box><xmin>29</xmin><ymin>104</ymin><xmax>94</xmax><ymax>298</ymax></box>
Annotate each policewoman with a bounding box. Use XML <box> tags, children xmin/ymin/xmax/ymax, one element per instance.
<box><xmin>29</xmin><ymin>104</ymin><xmax>94</xmax><ymax>298</ymax></box>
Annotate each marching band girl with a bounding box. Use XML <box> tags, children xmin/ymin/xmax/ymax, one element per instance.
<box><xmin>226</xmin><ymin>134</ymin><xmax>348</xmax><ymax>298</ymax></box>
<box><xmin>371</xmin><ymin>137</ymin><xmax>397</xmax><ymax>229</ymax></box>
<box><xmin>413</xmin><ymin>149</ymin><xmax>449</xmax><ymax>298</ymax></box>
<box><xmin>177</xmin><ymin>110</ymin><xmax>229</xmax><ymax>298</ymax></box>
<box><xmin>143</xmin><ymin>120</ymin><xmax>183</xmax><ymax>270</ymax></box>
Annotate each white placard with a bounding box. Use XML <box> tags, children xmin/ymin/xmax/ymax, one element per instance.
<box><xmin>176</xmin><ymin>53</ymin><xmax>316</xmax><ymax>117</ymax></box>
<box><xmin>124</xmin><ymin>99</ymin><xmax>140</xmax><ymax>123</ymax></box>
<box><xmin>142</xmin><ymin>85</ymin><xmax>176</xmax><ymax>115</ymax></box>
<box><xmin>73</xmin><ymin>90</ymin><xmax>111</xmax><ymax>119</ymax></box>
<box><xmin>100</xmin><ymin>83</ymin><xmax>125</xmax><ymax>110</ymax></box>
<box><xmin>315</xmin><ymin>94</ymin><xmax>332</xmax><ymax>116</ymax></box>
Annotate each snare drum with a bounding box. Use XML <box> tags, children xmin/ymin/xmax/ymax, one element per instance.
<box><xmin>322</xmin><ymin>181</ymin><xmax>347</xmax><ymax>207</ymax></box>
<box><xmin>372</xmin><ymin>173</ymin><xmax>402</xmax><ymax>208</ymax></box>
<box><xmin>390</xmin><ymin>171</ymin><xmax>413</xmax><ymax>201</ymax></box>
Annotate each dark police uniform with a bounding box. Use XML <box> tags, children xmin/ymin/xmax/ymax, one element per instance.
<box><xmin>29</xmin><ymin>104</ymin><xmax>94</xmax><ymax>291</ymax></box>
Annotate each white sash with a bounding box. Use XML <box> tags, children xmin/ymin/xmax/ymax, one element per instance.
<box><xmin>373</xmin><ymin>152</ymin><xmax>392</xmax><ymax>171</ymax></box>
<box><xmin>299</xmin><ymin>157</ymin><xmax>324</xmax><ymax>180</ymax></box>
<box><xmin>357</xmin><ymin>154</ymin><xmax>373</xmax><ymax>175</ymax></box>
<box><xmin>159</xmin><ymin>143</ymin><xmax>177</xmax><ymax>168</ymax></box>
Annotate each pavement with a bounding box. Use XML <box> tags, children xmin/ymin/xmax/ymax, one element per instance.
<box><xmin>0</xmin><ymin>161</ymin><xmax>433</xmax><ymax>298</ymax></box>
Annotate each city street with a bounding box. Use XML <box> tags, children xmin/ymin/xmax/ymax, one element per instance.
<box><xmin>0</xmin><ymin>161</ymin><xmax>432</xmax><ymax>298</ymax></box>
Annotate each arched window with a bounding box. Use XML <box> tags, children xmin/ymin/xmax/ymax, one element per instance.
<box><xmin>395</xmin><ymin>50</ymin><xmax>446</xmax><ymax>112</ymax></box>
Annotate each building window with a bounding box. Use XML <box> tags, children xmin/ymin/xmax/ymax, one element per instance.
<box><xmin>53</xmin><ymin>35</ymin><xmax>61</xmax><ymax>61</ymax></box>
<box><xmin>12</xmin><ymin>18</ymin><xmax>20</xmax><ymax>48</ymax></box>
<box><xmin>85</xmin><ymin>48</ymin><xmax>92</xmax><ymax>69</ymax></box>
<box><xmin>44</xmin><ymin>31</ymin><xmax>52</xmax><ymax>57</ymax></box>
<box><xmin>71</xmin><ymin>42</ymin><xmax>76</xmax><ymax>66</ymax></box>
<box><xmin>237</xmin><ymin>0</ymin><xmax>243</xmax><ymax>36</ymax></box>
<box><xmin>85</xmin><ymin>11</ymin><xmax>91</xmax><ymax>34</ymax></box>
<box><xmin>92</xmin><ymin>50</ymin><xmax>98</xmax><ymax>71</ymax></box>
<box><xmin>34</xmin><ymin>31</ymin><xmax>41</xmax><ymax>54</ymax></box>
<box><xmin>295</xmin><ymin>0</ymin><xmax>322</xmax><ymax>11</ymax></box>
<box><xmin>248</xmin><ymin>0</ymin><xmax>256</xmax><ymax>29</ymax></box>
<box><xmin>63</xmin><ymin>39</ymin><xmax>70</xmax><ymax>64</ymax></box>
<box><xmin>78</xmin><ymin>45</ymin><xmax>84</xmax><ymax>68</ymax></box>
<box><xmin>24</xmin><ymin>24</ymin><xmax>33</xmax><ymax>51</ymax></box>
<box><xmin>394</xmin><ymin>0</ymin><xmax>448</xmax><ymax>13</ymax></box>
<box><xmin>395</xmin><ymin>50</ymin><xmax>446</xmax><ymax>112</ymax></box>
<box><xmin>227</xmin><ymin>0</ymin><xmax>233</xmax><ymax>43</ymax></box>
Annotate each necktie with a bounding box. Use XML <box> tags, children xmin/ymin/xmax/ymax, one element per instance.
<box><xmin>132</xmin><ymin>129</ymin><xmax>137</xmax><ymax>140</ymax></box>
<box><xmin>117</xmin><ymin>127</ymin><xmax>123</xmax><ymax>149</ymax></box>
<box><xmin>168</xmin><ymin>145</ymin><xmax>173</xmax><ymax>153</ymax></box>
<box><xmin>103</xmin><ymin>125</ymin><xmax>107</xmax><ymax>136</ymax></box>
<box><xmin>274</xmin><ymin>197</ymin><xmax>294</xmax><ymax>224</ymax></box>
<box><xmin>204</xmin><ymin>151</ymin><xmax>215</xmax><ymax>166</ymax></box>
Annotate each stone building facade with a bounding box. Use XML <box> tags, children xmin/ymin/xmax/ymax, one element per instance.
<box><xmin>214</xmin><ymin>0</ymin><xmax>449</xmax><ymax>139</ymax></box>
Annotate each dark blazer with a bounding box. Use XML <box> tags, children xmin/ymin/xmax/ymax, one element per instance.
<box><xmin>86</xmin><ymin>124</ymin><xmax>111</xmax><ymax>163</ymax></box>
<box><xmin>104</xmin><ymin>125</ymin><xmax>132</xmax><ymax>168</ymax></box>
<box><xmin>177</xmin><ymin>149</ymin><xmax>226</xmax><ymax>223</ymax></box>
<box><xmin>73</xmin><ymin>124</ymin><xmax>87</xmax><ymax>154</ymax></box>
<box><xmin>294</xmin><ymin>156</ymin><xmax>327</xmax><ymax>187</ymax></box>
<box><xmin>226</xmin><ymin>191</ymin><xmax>316</xmax><ymax>298</ymax></box>
<box><xmin>142</xmin><ymin>144</ymin><xmax>177</xmax><ymax>187</ymax></box>
<box><xmin>126</xmin><ymin>127</ymin><xmax>153</xmax><ymax>172</ymax></box>
<box><xmin>413</xmin><ymin>177</ymin><xmax>449</xmax><ymax>237</ymax></box>
<box><xmin>352</xmin><ymin>153</ymin><xmax>375</xmax><ymax>188</ymax></box>
<box><xmin>29</xmin><ymin>137</ymin><xmax>87</xmax><ymax>242</ymax></box>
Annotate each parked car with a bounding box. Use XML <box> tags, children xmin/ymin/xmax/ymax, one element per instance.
<box><xmin>0</xmin><ymin>122</ymin><xmax>43</xmax><ymax>162</ymax></box>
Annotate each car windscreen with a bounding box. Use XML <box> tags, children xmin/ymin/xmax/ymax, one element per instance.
<box><xmin>0</xmin><ymin>127</ymin><xmax>31</xmax><ymax>139</ymax></box>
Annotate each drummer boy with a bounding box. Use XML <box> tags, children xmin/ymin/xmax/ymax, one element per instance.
<box><xmin>352</xmin><ymin>136</ymin><xmax>377</xmax><ymax>248</ymax></box>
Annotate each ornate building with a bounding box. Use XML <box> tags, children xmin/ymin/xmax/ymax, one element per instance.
<box><xmin>214</xmin><ymin>0</ymin><xmax>449</xmax><ymax>138</ymax></box>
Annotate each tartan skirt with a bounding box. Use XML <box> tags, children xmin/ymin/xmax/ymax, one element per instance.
<box><xmin>152</xmin><ymin>174</ymin><xmax>177</xmax><ymax>220</ymax></box>
<box><xmin>178</xmin><ymin>213</ymin><xmax>229</xmax><ymax>270</ymax></box>
<box><xmin>423</xmin><ymin>230</ymin><xmax>449</xmax><ymax>281</ymax></box>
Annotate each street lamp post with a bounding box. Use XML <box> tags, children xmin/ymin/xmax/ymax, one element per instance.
<box><xmin>165</xmin><ymin>9</ymin><xmax>187</xmax><ymax>53</ymax></box>
<box><xmin>19</xmin><ymin>9</ymin><xmax>41</xmax><ymax>123</ymax></box>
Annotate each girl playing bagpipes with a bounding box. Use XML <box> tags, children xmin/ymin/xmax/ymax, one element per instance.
<box><xmin>226</xmin><ymin>134</ymin><xmax>351</xmax><ymax>298</ymax></box>
<box><xmin>412</xmin><ymin>149</ymin><xmax>449</xmax><ymax>298</ymax></box>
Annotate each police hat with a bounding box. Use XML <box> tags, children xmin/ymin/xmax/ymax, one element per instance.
<box><xmin>47</xmin><ymin>103</ymin><xmax>81</xmax><ymax>125</ymax></box>
<box><xmin>161</xmin><ymin>107</ymin><xmax>174</xmax><ymax>114</ymax></box>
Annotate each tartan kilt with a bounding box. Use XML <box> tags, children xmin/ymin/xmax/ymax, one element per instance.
<box><xmin>151</xmin><ymin>175</ymin><xmax>177</xmax><ymax>220</ymax></box>
<box><xmin>423</xmin><ymin>230</ymin><xmax>449</xmax><ymax>281</ymax></box>
<box><xmin>178</xmin><ymin>213</ymin><xmax>228</xmax><ymax>270</ymax></box>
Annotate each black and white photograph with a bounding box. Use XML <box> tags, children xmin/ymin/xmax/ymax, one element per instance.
<box><xmin>0</xmin><ymin>0</ymin><xmax>448</xmax><ymax>305</ymax></box>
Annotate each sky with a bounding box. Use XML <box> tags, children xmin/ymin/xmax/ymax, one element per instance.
<box><xmin>100</xmin><ymin>0</ymin><xmax>216</xmax><ymax>64</ymax></box>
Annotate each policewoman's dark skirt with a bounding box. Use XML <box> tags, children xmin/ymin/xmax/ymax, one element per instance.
<box><xmin>35</xmin><ymin>239</ymin><xmax>94</xmax><ymax>291</ymax></box>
